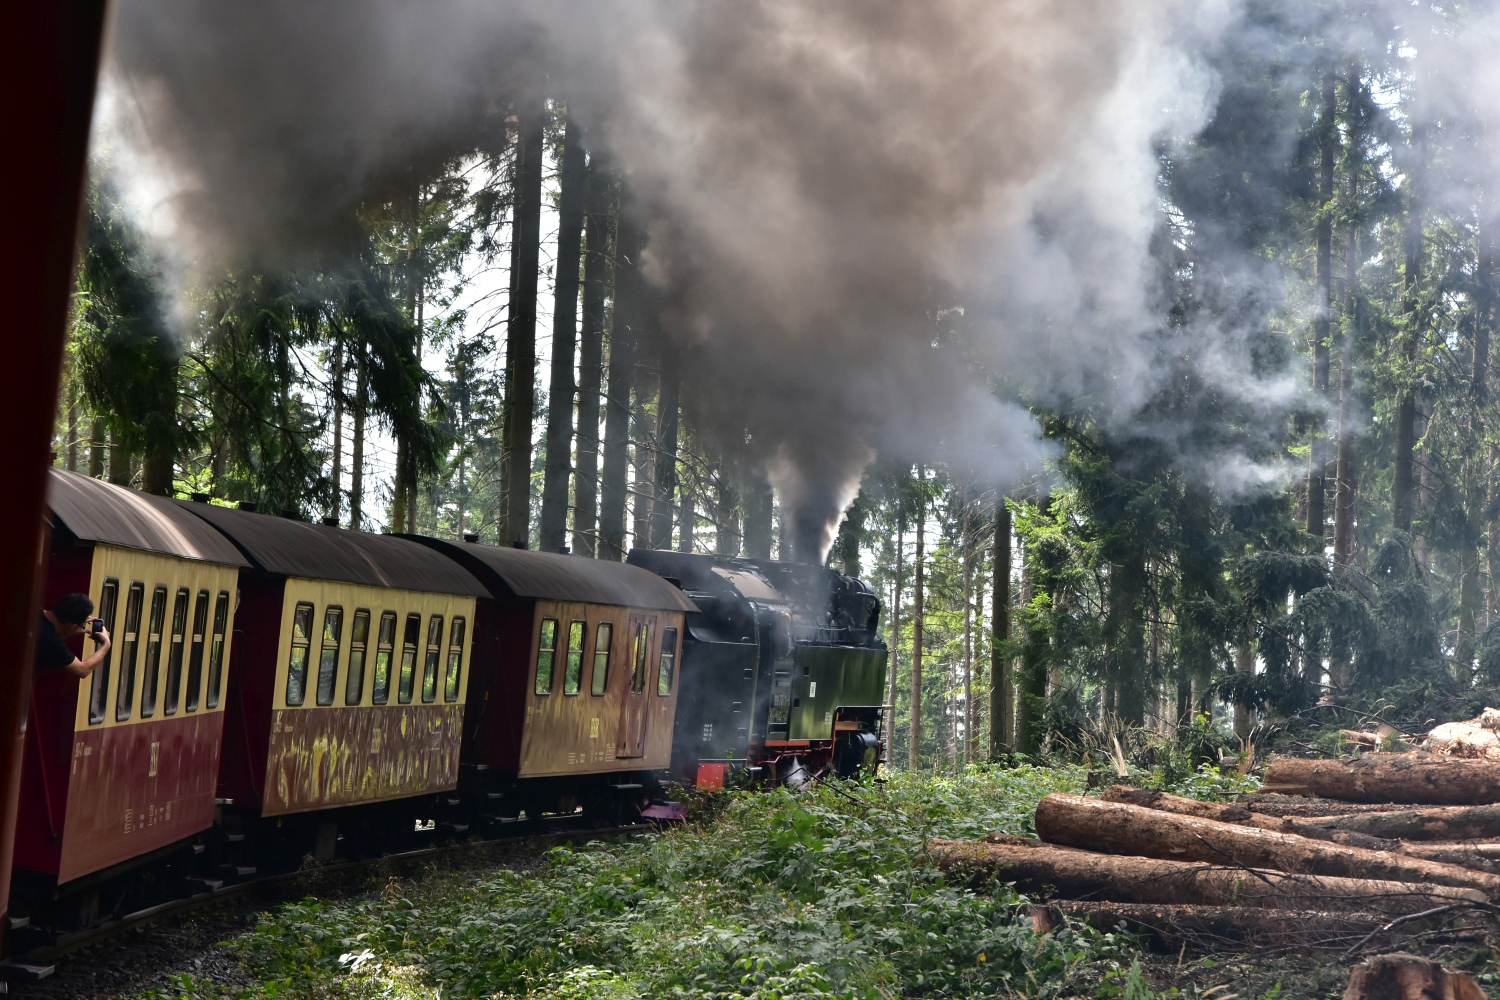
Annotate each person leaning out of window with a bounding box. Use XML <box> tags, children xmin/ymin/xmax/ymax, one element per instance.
<box><xmin>36</xmin><ymin>593</ymin><xmax>111</xmax><ymax>679</ymax></box>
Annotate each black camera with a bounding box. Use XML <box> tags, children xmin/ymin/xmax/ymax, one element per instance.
<box><xmin>88</xmin><ymin>618</ymin><xmax>106</xmax><ymax>639</ymax></box>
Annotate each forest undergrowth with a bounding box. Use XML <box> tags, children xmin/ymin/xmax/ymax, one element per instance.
<box><xmin>135</xmin><ymin>762</ymin><xmax>1433</xmax><ymax>1000</ymax></box>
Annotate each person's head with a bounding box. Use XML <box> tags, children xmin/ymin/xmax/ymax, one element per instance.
<box><xmin>51</xmin><ymin>593</ymin><xmax>95</xmax><ymax>637</ymax></box>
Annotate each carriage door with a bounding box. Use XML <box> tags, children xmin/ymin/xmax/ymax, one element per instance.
<box><xmin>616</xmin><ymin>613</ymin><xmax>655</xmax><ymax>758</ymax></box>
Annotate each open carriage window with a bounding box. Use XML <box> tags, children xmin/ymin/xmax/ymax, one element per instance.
<box><xmin>88</xmin><ymin>579</ymin><xmax>118</xmax><ymax>725</ymax></box>
<box><xmin>184</xmin><ymin>589</ymin><xmax>209</xmax><ymax>712</ymax></box>
<box><xmin>444</xmin><ymin>617</ymin><xmax>465</xmax><ymax>703</ymax></box>
<box><xmin>657</xmin><ymin>627</ymin><xmax>678</xmax><ymax>696</ymax></box>
<box><xmin>630</xmin><ymin>622</ymin><xmax>650</xmax><ymax>695</ymax></box>
<box><xmin>116</xmin><ymin>582</ymin><xmax>144</xmax><ymax>721</ymax></box>
<box><xmin>372</xmin><ymin>612</ymin><xmax>396</xmax><ymax>704</ymax></box>
<box><xmin>421</xmin><ymin>614</ymin><xmax>443</xmax><ymax>703</ymax></box>
<box><xmin>207</xmin><ymin>590</ymin><xmax>229</xmax><ymax>709</ymax></box>
<box><xmin>346</xmin><ymin>610</ymin><xmax>370</xmax><ymax>705</ymax></box>
<box><xmin>398</xmin><ymin>612</ymin><xmax>420</xmax><ymax>704</ymax></box>
<box><xmin>285</xmin><ymin>602</ymin><xmax>314</xmax><ymax>706</ymax></box>
<box><xmin>316</xmin><ymin>606</ymin><xmax>343</xmax><ymax>706</ymax></box>
<box><xmin>535</xmin><ymin>618</ymin><xmax>558</xmax><ymax>695</ymax></box>
<box><xmin>590</xmin><ymin>622</ymin><xmax>612</xmax><ymax>696</ymax></box>
<box><xmin>563</xmin><ymin>620</ymin><xmax>585</xmax><ymax>695</ymax></box>
<box><xmin>141</xmin><ymin>585</ymin><xmax>167</xmax><ymax>717</ymax></box>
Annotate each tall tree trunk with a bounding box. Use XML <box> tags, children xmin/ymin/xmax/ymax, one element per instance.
<box><xmin>712</xmin><ymin>454</ymin><xmax>741</xmax><ymax>556</ymax></box>
<box><xmin>88</xmin><ymin>419</ymin><xmax>104</xmax><ymax>479</ymax></box>
<box><xmin>742</xmin><ymin>466</ymin><xmax>773</xmax><ymax>558</ymax></box>
<box><xmin>108</xmin><ymin>427</ymin><xmax>129</xmax><ymax>486</ymax></box>
<box><xmin>350</xmin><ymin>342</ymin><xmax>367</xmax><ymax>531</ymax></box>
<box><xmin>677</xmin><ymin>460</ymin><xmax>694</xmax><ymax>552</ymax></box>
<box><xmin>1333</xmin><ymin>122</ymin><xmax>1360</xmax><ymax>576</ymax></box>
<box><xmin>572</xmin><ymin>162</ymin><xmax>610</xmax><ymax>557</ymax></box>
<box><xmin>142</xmin><ymin>366</ymin><xmax>177</xmax><ymax>496</ymax></box>
<box><xmin>1232</xmin><ymin>644</ymin><xmax>1255</xmax><ymax>740</ymax></box>
<box><xmin>501</xmin><ymin>100</ymin><xmax>545</xmax><ymax>548</ymax></box>
<box><xmin>631</xmin><ymin>383</ymin><xmax>656</xmax><ymax>550</ymax></box>
<box><xmin>392</xmin><ymin>438</ymin><xmax>409</xmax><ymax>531</ymax></box>
<box><xmin>599</xmin><ymin>192</ymin><xmax>641</xmax><ymax>561</ymax></box>
<box><xmin>66</xmin><ymin>378</ymin><xmax>78</xmax><ymax>471</ymax></box>
<box><xmin>961</xmin><ymin>492</ymin><xmax>973</xmax><ymax>766</ymax></box>
<box><xmin>330</xmin><ymin>340</ymin><xmax>344</xmax><ymax>523</ymax></box>
<box><xmin>540</xmin><ymin>108</ymin><xmax>587</xmax><ymax>554</ymax></box>
<box><xmin>1016</xmin><ymin>516</ymin><xmax>1044</xmax><ymax>755</ymax></box>
<box><xmin>990</xmin><ymin>498</ymin><xmax>1012</xmax><ymax>759</ymax></box>
<box><xmin>889</xmin><ymin>510</ymin><xmax>904</xmax><ymax>759</ymax></box>
<box><xmin>1308</xmin><ymin>70</ymin><xmax>1336</xmax><ymax>543</ymax></box>
<box><xmin>650</xmin><ymin>351</ymin><xmax>680</xmax><ymax>550</ymax></box>
<box><xmin>909</xmin><ymin>470</ymin><xmax>925</xmax><ymax>771</ymax></box>
<box><xmin>1393</xmin><ymin>99</ymin><xmax>1426</xmax><ymax>535</ymax></box>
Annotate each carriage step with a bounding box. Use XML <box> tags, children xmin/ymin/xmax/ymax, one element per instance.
<box><xmin>186</xmin><ymin>877</ymin><xmax>225</xmax><ymax>892</ymax></box>
<box><xmin>0</xmin><ymin>962</ymin><xmax>54</xmax><ymax>981</ymax></box>
<box><xmin>224</xmin><ymin>833</ymin><xmax>246</xmax><ymax>843</ymax></box>
<box><xmin>441</xmin><ymin>823</ymin><xmax>470</xmax><ymax>835</ymax></box>
<box><xmin>219</xmin><ymin>864</ymin><xmax>256</xmax><ymax>878</ymax></box>
<box><xmin>5</xmin><ymin>915</ymin><xmax>28</xmax><ymax>931</ymax></box>
<box><xmin>444</xmin><ymin>798</ymin><xmax>461</xmax><ymax>807</ymax></box>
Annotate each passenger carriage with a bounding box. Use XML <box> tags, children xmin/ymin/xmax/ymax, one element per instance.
<box><xmin>407</xmin><ymin>539</ymin><xmax>697</xmax><ymax>822</ymax></box>
<box><xmin>15</xmin><ymin>470</ymin><xmax>247</xmax><ymax>923</ymax></box>
<box><xmin>174</xmin><ymin>501</ymin><xmax>488</xmax><ymax>861</ymax></box>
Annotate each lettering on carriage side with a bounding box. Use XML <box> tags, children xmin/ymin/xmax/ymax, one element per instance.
<box><xmin>149</xmin><ymin>741</ymin><xmax>160</xmax><ymax>777</ymax></box>
<box><xmin>589</xmin><ymin>718</ymin><xmax>600</xmax><ymax>738</ymax></box>
<box><xmin>809</xmin><ymin>682</ymin><xmax>817</xmax><ymax>698</ymax></box>
<box><xmin>124</xmin><ymin>807</ymin><xmax>135</xmax><ymax>834</ymax></box>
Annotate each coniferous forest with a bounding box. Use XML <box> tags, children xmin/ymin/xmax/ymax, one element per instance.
<box><xmin>56</xmin><ymin>0</ymin><xmax>1500</xmax><ymax>775</ymax></box>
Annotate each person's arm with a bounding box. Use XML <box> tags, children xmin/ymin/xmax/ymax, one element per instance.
<box><xmin>65</xmin><ymin>628</ymin><xmax>110</xmax><ymax>679</ymax></box>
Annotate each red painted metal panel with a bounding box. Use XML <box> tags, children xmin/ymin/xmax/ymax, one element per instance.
<box><xmin>464</xmin><ymin>602</ymin><xmax>532</xmax><ymax>773</ymax></box>
<box><xmin>262</xmin><ymin>705</ymin><xmax>462</xmax><ymax>815</ymax></box>
<box><xmin>58</xmin><ymin>713</ymin><xmax>221</xmax><ymax>883</ymax></box>
<box><xmin>0</xmin><ymin>0</ymin><xmax>107</xmax><ymax>936</ymax></box>
<box><xmin>216</xmin><ymin>581</ymin><xmax>283</xmax><ymax>808</ymax></box>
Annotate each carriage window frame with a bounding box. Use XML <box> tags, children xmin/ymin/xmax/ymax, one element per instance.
<box><xmin>444</xmin><ymin>616</ymin><xmax>465</xmax><ymax>703</ymax></box>
<box><xmin>164</xmin><ymin>586</ymin><xmax>189</xmax><ymax>715</ymax></box>
<box><xmin>535</xmin><ymin>618</ymin><xmax>559</xmax><ymax>695</ymax></box>
<box><xmin>141</xmin><ymin>585</ymin><xmax>168</xmax><ymax>718</ymax></box>
<box><xmin>207</xmin><ymin>590</ymin><xmax>230</xmax><ymax>708</ymax></box>
<box><xmin>116</xmin><ymin>582</ymin><xmax>144</xmax><ymax>721</ymax></box>
<box><xmin>630</xmin><ymin>621</ymin><xmax>650</xmax><ymax>695</ymax></box>
<box><xmin>346</xmin><ymin>609</ymin><xmax>370</xmax><ymax>705</ymax></box>
<box><xmin>184</xmin><ymin>589</ymin><xmax>210</xmax><ymax>713</ymax></box>
<box><xmin>372</xmin><ymin>611</ymin><xmax>396</xmax><ymax>704</ymax></box>
<box><xmin>88</xmin><ymin>578</ymin><xmax>119</xmax><ymax>725</ymax></box>
<box><xmin>590</xmin><ymin>621</ymin><xmax>612</xmax><ymax>696</ymax></box>
<box><xmin>285</xmin><ymin>601</ymin><xmax>314</xmax><ymax>706</ymax></box>
<box><xmin>563</xmin><ymin>620</ymin><xmax>586</xmax><ymax>695</ymax></box>
<box><xmin>420</xmin><ymin>614</ymin><xmax>443</xmax><ymax>703</ymax></box>
<box><xmin>657</xmin><ymin>626</ymin><xmax>678</xmax><ymax>696</ymax></box>
<box><xmin>316</xmin><ymin>605</ymin><xmax>343</xmax><ymax>706</ymax></box>
<box><xmin>398</xmin><ymin>612</ymin><xmax>420</xmax><ymax>704</ymax></box>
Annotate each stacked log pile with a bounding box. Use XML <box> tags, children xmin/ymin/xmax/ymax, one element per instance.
<box><xmin>931</xmin><ymin>756</ymin><xmax>1500</xmax><ymax>957</ymax></box>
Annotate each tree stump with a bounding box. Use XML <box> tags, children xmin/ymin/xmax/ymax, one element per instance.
<box><xmin>1343</xmin><ymin>953</ymin><xmax>1487</xmax><ymax>1000</ymax></box>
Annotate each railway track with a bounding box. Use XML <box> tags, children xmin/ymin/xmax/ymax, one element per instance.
<box><xmin>3</xmin><ymin>820</ymin><xmax>652</xmax><ymax>993</ymax></box>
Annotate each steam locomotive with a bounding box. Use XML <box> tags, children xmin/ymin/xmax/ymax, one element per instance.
<box><xmin>11</xmin><ymin>470</ymin><xmax>888</xmax><ymax>938</ymax></box>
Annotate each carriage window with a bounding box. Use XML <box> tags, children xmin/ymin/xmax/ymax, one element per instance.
<box><xmin>535</xmin><ymin>618</ymin><xmax>559</xmax><ymax>695</ymax></box>
<box><xmin>372</xmin><ymin>612</ymin><xmax>396</xmax><ymax>704</ymax></box>
<box><xmin>658</xmin><ymin>627</ymin><xmax>678</xmax><ymax>696</ymax></box>
<box><xmin>316</xmin><ymin>606</ymin><xmax>343</xmax><ymax>706</ymax></box>
<box><xmin>563</xmin><ymin>620</ymin><xmax>585</xmax><ymax>695</ymax></box>
<box><xmin>346</xmin><ymin>610</ymin><xmax>370</xmax><ymax>705</ymax></box>
<box><xmin>116</xmin><ymin>582</ymin><xmax>144</xmax><ymax>721</ymax></box>
<box><xmin>630</xmin><ymin>622</ymin><xmax>649</xmax><ymax>695</ymax></box>
<box><xmin>590</xmin><ymin>622</ymin><xmax>612</xmax><ymax>696</ymax></box>
<box><xmin>444</xmin><ymin>617</ymin><xmax>465</xmax><ymax>702</ymax></box>
<box><xmin>421</xmin><ymin>614</ymin><xmax>443</xmax><ymax>703</ymax></box>
<box><xmin>184</xmin><ymin>589</ymin><xmax>209</xmax><ymax>712</ymax></box>
<box><xmin>141</xmin><ymin>586</ymin><xmax>168</xmax><ymax>717</ymax></box>
<box><xmin>285</xmin><ymin>602</ymin><xmax>314</xmax><ymax>706</ymax></box>
<box><xmin>164</xmin><ymin>587</ymin><xmax>189</xmax><ymax>715</ymax></box>
<box><xmin>88</xmin><ymin>579</ymin><xmax>119</xmax><ymax>725</ymax></box>
<box><xmin>207</xmin><ymin>591</ymin><xmax>229</xmax><ymax>708</ymax></box>
<box><xmin>398</xmin><ymin>613</ymin><xmax>420</xmax><ymax>703</ymax></box>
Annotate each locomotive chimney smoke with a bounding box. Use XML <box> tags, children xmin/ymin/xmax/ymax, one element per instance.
<box><xmin>97</xmin><ymin>0</ymin><xmax>1307</xmax><ymax>565</ymax></box>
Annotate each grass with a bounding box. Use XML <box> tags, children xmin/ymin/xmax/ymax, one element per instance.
<box><xmin>136</xmin><ymin>763</ymin><xmax>1268</xmax><ymax>1000</ymax></box>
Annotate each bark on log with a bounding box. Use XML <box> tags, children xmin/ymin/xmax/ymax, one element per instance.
<box><xmin>1035</xmin><ymin>794</ymin><xmax>1500</xmax><ymax>895</ymax></box>
<box><xmin>930</xmin><ymin>839</ymin><xmax>1485</xmax><ymax>912</ymax></box>
<box><xmin>1244</xmin><ymin>796</ymin><xmax>1409</xmax><ymax>817</ymax></box>
<box><xmin>1399</xmin><ymin>842</ymin><xmax>1500</xmax><ymax>875</ymax></box>
<box><xmin>1103</xmin><ymin>787</ymin><xmax>1396</xmax><ymax>849</ymax></box>
<box><xmin>1262</xmin><ymin>757</ymin><xmax>1500</xmax><ymax>805</ymax></box>
<box><xmin>1300</xmin><ymin>804</ymin><xmax>1500</xmax><ymax>841</ymax></box>
<box><xmin>1049</xmin><ymin>901</ymin><xmax>1389</xmax><ymax>952</ymax></box>
<box><xmin>1343</xmin><ymin>953</ymin><xmax>1488</xmax><ymax>1000</ymax></box>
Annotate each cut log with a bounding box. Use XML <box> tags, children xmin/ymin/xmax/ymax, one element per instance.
<box><xmin>1342</xmin><ymin>953</ymin><xmax>1488</xmax><ymax>1000</ymax></box>
<box><xmin>1050</xmin><ymin>901</ymin><xmax>1387</xmax><ymax>952</ymax></box>
<box><xmin>1103</xmin><ymin>787</ymin><xmax>1399</xmax><ymax>850</ymax></box>
<box><xmin>1244</xmin><ymin>796</ymin><xmax>1408</xmax><ymax>817</ymax></box>
<box><xmin>1398</xmin><ymin>842</ymin><xmax>1500</xmax><ymax>875</ymax></box>
<box><xmin>930</xmin><ymin>839</ymin><xmax>1485</xmax><ymax>912</ymax></box>
<box><xmin>1261</xmin><ymin>757</ymin><xmax>1500</xmax><ymax>805</ymax></box>
<box><xmin>1034</xmin><ymin>794</ymin><xmax>1500</xmax><ymax>895</ymax></box>
<box><xmin>1299</xmin><ymin>804</ymin><xmax>1500</xmax><ymax>841</ymax></box>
